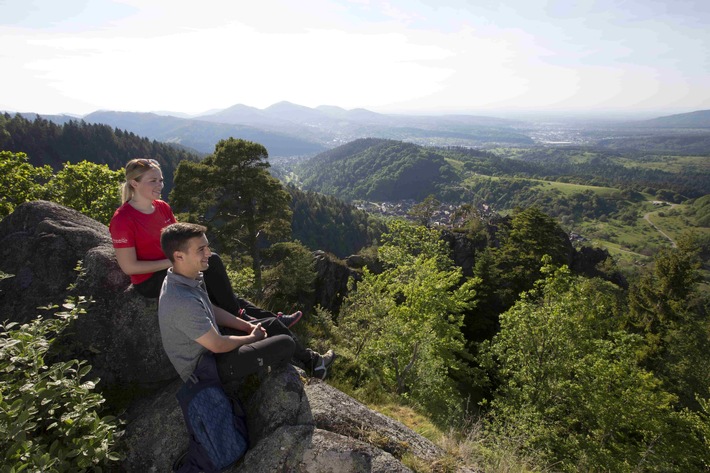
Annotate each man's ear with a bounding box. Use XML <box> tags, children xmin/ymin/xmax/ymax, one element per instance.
<box><xmin>173</xmin><ymin>250</ymin><xmax>184</xmax><ymax>262</ymax></box>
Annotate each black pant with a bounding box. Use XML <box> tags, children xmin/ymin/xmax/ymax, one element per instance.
<box><xmin>215</xmin><ymin>333</ymin><xmax>295</xmax><ymax>383</ymax></box>
<box><xmin>216</xmin><ymin>317</ymin><xmax>314</xmax><ymax>382</ymax></box>
<box><xmin>135</xmin><ymin>254</ymin><xmax>277</xmax><ymax>319</ymax></box>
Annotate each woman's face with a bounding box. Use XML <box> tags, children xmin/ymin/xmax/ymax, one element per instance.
<box><xmin>131</xmin><ymin>168</ymin><xmax>164</xmax><ymax>202</ymax></box>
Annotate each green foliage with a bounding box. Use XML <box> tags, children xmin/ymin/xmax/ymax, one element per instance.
<box><xmin>297</xmin><ymin>138</ymin><xmax>458</xmax><ymax>201</ymax></box>
<box><xmin>482</xmin><ymin>263</ymin><xmax>709</xmax><ymax>471</ymax></box>
<box><xmin>493</xmin><ymin>207</ymin><xmax>571</xmax><ymax>307</ymax></box>
<box><xmin>297</xmin><ymin>306</ymin><xmax>338</xmax><ymax>356</ymax></box>
<box><xmin>171</xmin><ymin>138</ymin><xmax>292</xmax><ymax>291</ymax></box>
<box><xmin>0</xmin><ymin>152</ymin><xmax>123</xmax><ymax>225</ymax></box>
<box><xmin>337</xmin><ymin>221</ymin><xmax>476</xmax><ymax>422</ymax></box>
<box><xmin>408</xmin><ymin>194</ymin><xmax>441</xmax><ymax>227</ymax></box>
<box><xmin>261</xmin><ymin>241</ymin><xmax>317</xmax><ymax>310</ymax></box>
<box><xmin>288</xmin><ymin>185</ymin><xmax>386</xmax><ymax>258</ymax></box>
<box><xmin>627</xmin><ymin>241</ymin><xmax>710</xmax><ymax>408</ymax></box>
<box><xmin>688</xmin><ymin>194</ymin><xmax>710</xmax><ymax>227</ymax></box>
<box><xmin>0</xmin><ymin>297</ymin><xmax>123</xmax><ymax>472</ymax></box>
<box><xmin>0</xmin><ymin>151</ymin><xmax>52</xmax><ymax>218</ymax></box>
<box><xmin>44</xmin><ymin>161</ymin><xmax>123</xmax><ymax>225</ymax></box>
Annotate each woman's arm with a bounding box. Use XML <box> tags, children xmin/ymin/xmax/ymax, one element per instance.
<box><xmin>114</xmin><ymin>246</ymin><xmax>172</xmax><ymax>275</ymax></box>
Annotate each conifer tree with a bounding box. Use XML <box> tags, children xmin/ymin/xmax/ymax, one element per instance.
<box><xmin>170</xmin><ymin>138</ymin><xmax>292</xmax><ymax>291</ymax></box>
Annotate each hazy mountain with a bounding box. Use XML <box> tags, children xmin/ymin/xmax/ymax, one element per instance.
<box><xmin>11</xmin><ymin>102</ymin><xmax>534</xmax><ymax>158</ymax></box>
<box><xmin>82</xmin><ymin>111</ymin><xmax>325</xmax><ymax>156</ymax></box>
<box><xmin>196</xmin><ymin>101</ymin><xmax>533</xmax><ymax>148</ymax></box>
<box><xmin>150</xmin><ymin>110</ymin><xmax>194</xmax><ymax>119</ymax></box>
<box><xmin>639</xmin><ymin>109</ymin><xmax>710</xmax><ymax>128</ymax></box>
<box><xmin>16</xmin><ymin>112</ymin><xmax>79</xmax><ymax>125</ymax></box>
<box><xmin>196</xmin><ymin>103</ymin><xmax>273</xmax><ymax>125</ymax></box>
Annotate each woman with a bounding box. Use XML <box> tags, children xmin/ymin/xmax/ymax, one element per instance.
<box><xmin>109</xmin><ymin>158</ymin><xmax>302</xmax><ymax>327</ymax></box>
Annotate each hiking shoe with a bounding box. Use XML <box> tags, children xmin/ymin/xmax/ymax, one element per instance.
<box><xmin>311</xmin><ymin>349</ymin><xmax>336</xmax><ymax>380</ymax></box>
<box><xmin>277</xmin><ymin>310</ymin><xmax>302</xmax><ymax>328</ymax></box>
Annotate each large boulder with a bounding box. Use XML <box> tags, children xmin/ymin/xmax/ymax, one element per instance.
<box><xmin>0</xmin><ymin>201</ymin><xmax>175</xmax><ymax>386</ymax></box>
<box><xmin>123</xmin><ymin>365</ymin><xmax>444</xmax><ymax>472</ymax></box>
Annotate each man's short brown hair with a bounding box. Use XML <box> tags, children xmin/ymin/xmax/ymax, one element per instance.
<box><xmin>160</xmin><ymin>222</ymin><xmax>208</xmax><ymax>263</ymax></box>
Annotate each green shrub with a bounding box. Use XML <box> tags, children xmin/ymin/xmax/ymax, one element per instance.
<box><xmin>0</xmin><ymin>297</ymin><xmax>123</xmax><ymax>472</ymax></box>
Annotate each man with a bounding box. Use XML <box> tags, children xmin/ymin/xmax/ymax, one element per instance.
<box><xmin>158</xmin><ymin>222</ymin><xmax>335</xmax><ymax>383</ymax></box>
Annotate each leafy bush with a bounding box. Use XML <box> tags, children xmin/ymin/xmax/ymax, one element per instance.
<box><xmin>0</xmin><ymin>297</ymin><xmax>123</xmax><ymax>472</ymax></box>
<box><xmin>336</xmin><ymin>221</ymin><xmax>476</xmax><ymax>423</ymax></box>
<box><xmin>44</xmin><ymin>161</ymin><xmax>123</xmax><ymax>225</ymax></box>
<box><xmin>0</xmin><ymin>150</ymin><xmax>52</xmax><ymax>218</ymax></box>
<box><xmin>0</xmin><ymin>151</ymin><xmax>122</xmax><ymax>224</ymax></box>
<box><xmin>481</xmin><ymin>263</ymin><xmax>709</xmax><ymax>471</ymax></box>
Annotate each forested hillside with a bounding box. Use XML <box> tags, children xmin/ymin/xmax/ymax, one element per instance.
<box><xmin>0</xmin><ymin>113</ymin><xmax>199</xmax><ymax>193</ymax></box>
<box><xmin>288</xmin><ymin>185</ymin><xmax>386</xmax><ymax>258</ymax></box>
<box><xmin>297</xmin><ymin>138</ymin><xmax>459</xmax><ymax>201</ymax></box>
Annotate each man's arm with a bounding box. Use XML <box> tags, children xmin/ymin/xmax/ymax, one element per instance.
<box><xmin>195</xmin><ymin>323</ymin><xmax>266</xmax><ymax>353</ymax></box>
<box><xmin>212</xmin><ymin>303</ymin><xmax>256</xmax><ymax>332</ymax></box>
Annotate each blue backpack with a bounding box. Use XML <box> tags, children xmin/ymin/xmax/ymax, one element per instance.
<box><xmin>174</xmin><ymin>353</ymin><xmax>249</xmax><ymax>473</ymax></box>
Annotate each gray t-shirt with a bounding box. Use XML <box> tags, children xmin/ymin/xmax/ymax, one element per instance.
<box><xmin>158</xmin><ymin>268</ymin><xmax>219</xmax><ymax>381</ymax></box>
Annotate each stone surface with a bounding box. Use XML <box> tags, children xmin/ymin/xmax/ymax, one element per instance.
<box><xmin>122</xmin><ymin>365</ymin><xmax>442</xmax><ymax>472</ymax></box>
<box><xmin>0</xmin><ymin>200</ymin><xmax>175</xmax><ymax>386</ymax></box>
<box><xmin>312</xmin><ymin>250</ymin><xmax>361</xmax><ymax>314</ymax></box>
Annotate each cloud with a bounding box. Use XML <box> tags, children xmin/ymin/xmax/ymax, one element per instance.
<box><xmin>2</xmin><ymin>0</ymin><xmax>709</xmax><ymax>114</ymax></box>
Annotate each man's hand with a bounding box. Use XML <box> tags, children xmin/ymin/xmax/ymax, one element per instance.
<box><xmin>251</xmin><ymin>322</ymin><xmax>267</xmax><ymax>341</ymax></box>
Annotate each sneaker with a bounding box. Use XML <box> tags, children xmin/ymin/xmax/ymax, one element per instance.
<box><xmin>277</xmin><ymin>310</ymin><xmax>302</xmax><ymax>328</ymax></box>
<box><xmin>311</xmin><ymin>349</ymin><xmax>336</xmax><ymax>380</ymax></box>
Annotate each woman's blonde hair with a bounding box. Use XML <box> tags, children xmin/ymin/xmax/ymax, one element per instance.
<box><xmin>120</xmin><ymin>158</ymin><xmax>162</xmax><ymax>203</ymax></box>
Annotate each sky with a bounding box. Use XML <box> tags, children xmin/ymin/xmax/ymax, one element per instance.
<box><xmin>1</xmin><ymin>0</ymin><xmax>709</xmax><ymax>117</ymax></box>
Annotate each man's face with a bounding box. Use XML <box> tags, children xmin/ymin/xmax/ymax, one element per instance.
<box><xmin>175</xmin><ymin>234</ymin><xmax>211</xmax><ymax>277</ymax></box>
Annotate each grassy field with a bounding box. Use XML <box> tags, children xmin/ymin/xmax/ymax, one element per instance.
<box><xmin>613</xmin><ymin>155</ymin><xmax>710</xmax><ymax>174</ymax></box>
<box><xmin>529</xmin><ymin>179</ymin><xmax>620</xmax><ymax>197</ymax></box>
<box><xmin>645</xmin><ymin>203</ymin><xmax>710</xmax><ymax>241</ymax></box>
<box><xmin>570</xmin><ymin>199</ymin><xmax>709</xmax><ymax>280</ymax></box>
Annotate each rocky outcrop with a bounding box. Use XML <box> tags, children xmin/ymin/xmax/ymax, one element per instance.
<box><xmin>0</xmin><ymin>201</ymin><xmax>454</xmax><ymax>472</ymax></box>
<box><xmin>312</xmin><ymin>250</ymin><xmax>361</xmax><ymax>314</ymax></box>
<box><xmin>440</xmin><ymin>230</ymin><xmax>485</xmax><ymax>277</ymax></box>
<box><xmin>0</xmin><ymin>200</ymin><xmax>175</xmax><ymax>386</ymax></box>
<box><xmin>124</xmin><ymin>366</ymin><xmax>442</xmax><ymax>472</ymax></box>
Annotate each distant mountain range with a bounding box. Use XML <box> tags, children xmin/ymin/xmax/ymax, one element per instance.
<box><xmin>6</xmin><ymin>102</ymin><xmax>534</xmax><ymax>156</ymax></box>
<box><xmin>636</xmin><ymin>109</ymin><xmax>710</xmax><ymax>128</ymax></box>
<box><xmin>5</xmin><ymin>105</ymin><xmax>709</xmax><ymax>157</ymax></box>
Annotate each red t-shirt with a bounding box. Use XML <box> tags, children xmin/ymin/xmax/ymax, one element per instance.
<box><xmin>109</xmin><ymin>200</ymin><xmax>177</xmax><ymax>285</ymax></box>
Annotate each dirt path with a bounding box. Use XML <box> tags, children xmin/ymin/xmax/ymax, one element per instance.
<box><xmin>643</xmin><ymin>204</ymin><xmax>677</xmax><ymax>248</ymax></box>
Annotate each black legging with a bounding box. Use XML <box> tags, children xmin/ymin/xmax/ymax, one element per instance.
<box><xmin>134</xmin><ymin>254</ymin><xmax>278</xmax><ymax>319</ymax></box>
